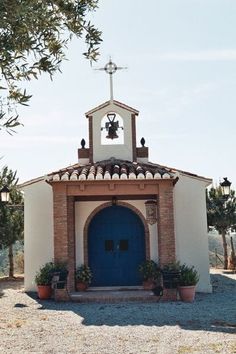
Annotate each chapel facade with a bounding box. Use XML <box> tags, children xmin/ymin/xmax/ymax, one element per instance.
<box><xmin>22</xmin><ymin>60</ymin><xmax>212</xmax><ymax>293</ymax></box>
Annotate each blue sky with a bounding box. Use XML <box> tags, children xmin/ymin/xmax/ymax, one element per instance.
<box><xmin>1</xmin><ymin>0</ymin><xmax>236</xmax><ymax>188</ymax></box>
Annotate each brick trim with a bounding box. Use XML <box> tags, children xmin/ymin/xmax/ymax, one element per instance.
<box><xmin>136</xmin><ymin>147</ymin><xmax>149</xmax><ymax>158</ymax></box>
<box><xmin>131</xmin><ymin>114</ymin><xmax>137</xmax><ymax>162</ymax></box>
<box><xmin>157</xmin><ymin>182</ymin><xmax>176</xmax><ymax>266</ymax></box>
<box><xmin>78</xmin><ymin>148</ymin><xmax>89</xmax><ymax>159</ymax></box>
<box><xmin>88</xmin><ymin>115</ymin><xmax>93</xmax><ymax>163</ymax></box>
<box><xmin>67</xmin><ymin>196</ymin><xmax>76</xmax><ymax>291</ymax></box>
<box><xmin>83</xmin><ymin>201</ymin><xmax>150</xmax><ymax>265</ymax></box>
<box><xmin>53</xmin><ymin>188</ymin><xmax>76</xmax><ymax>291</ymax></box>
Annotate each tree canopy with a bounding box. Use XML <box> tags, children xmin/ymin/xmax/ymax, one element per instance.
<box><xmin>206</xmin><ymin>186</ymin><xmax>236</xmax><ymax>269</ymax></box>
<box><xmin>0</xmin><ymin>166</ymin><xmax>24</xmax><ymax>276</ymax></box>
<box><xmin>0</xmin><ymin>0</ymin><xmax>102</xmax><ymax>133</ymax></box>
<box><xmin>207</xmin><ymin>187</ymin><xmax>236</xmax><ymax>234</ymax></box>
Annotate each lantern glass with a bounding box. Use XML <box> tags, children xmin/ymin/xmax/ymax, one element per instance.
<box><xmin>222</xmin><ymin>185</ymin><xmax>230</xmax><ymax>197</ymax></box>
<box><xmin>220</xmin><ymin>177</ymin><xmax>231</xmax><ymax>197</ymax></box>
<box><xmin>0</xmin><ymin>185</ymin><xmax>10</xmax><ymax>203</ymax></box>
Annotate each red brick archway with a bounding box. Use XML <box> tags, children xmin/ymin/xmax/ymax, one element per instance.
<box><xmin>83</xmin><ymin>201</ymin><xmax>151</xmax><ymax>265</ymax></box>
<box><xmin>52</xmin><ymin>179</ymin><xmax>176</xmax><ymax>292</ymax></box>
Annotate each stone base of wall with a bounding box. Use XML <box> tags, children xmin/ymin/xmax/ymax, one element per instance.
<box><xmin>54</xmin><ymin>288</ymin><xmax>71</xmax><ymax>302</ymax></box>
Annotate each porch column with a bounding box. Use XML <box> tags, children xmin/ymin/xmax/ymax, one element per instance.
<box><xmin>53</xmin><ymin>185</ymin><xmax>75</xmax><ymax>291</ymax></box>
<box><xmin>157</xmin><ymin>181</ymin><xmax>176</xmax><ymax>265</ymax></box>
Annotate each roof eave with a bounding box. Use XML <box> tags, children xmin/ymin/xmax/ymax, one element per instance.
<box><xmin>85</xmin><ymin>100</ymin><xmax>139</xmax><ymax>116</ymax></box>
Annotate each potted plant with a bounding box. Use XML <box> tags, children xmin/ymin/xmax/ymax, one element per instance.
<box><xmin>35</xmin><ymin>262</ymin><xmax>54</xmax><ymax>299</ymax></box>
<box><xmin>161</xmin><ymin>261</ymin><xmax>181</xmax><ymax>289</ymax></box>
<box><xmin>178</xmin><ymin>264</ymin><xmax>199</xmax><ymax>302</ymax></box>
<box><xmin>76</xmin><ymin>264</ymin><xmax>92</xmax><ymax>291</ymax></box>
<box><xmin>138</xmin><ymin>260</ymin><xmax>160</xmax><ymax>289</ymax></box>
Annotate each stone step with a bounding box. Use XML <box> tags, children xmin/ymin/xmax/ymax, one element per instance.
<box><xmin>69</xmin><ymin>290</ymin><xmax>160</xmax><ymax>303</ymax></box>
<box><xmin>54</xmin><ymin>288</ymin><xmax>178</xmax><ymax>303</ymax></box>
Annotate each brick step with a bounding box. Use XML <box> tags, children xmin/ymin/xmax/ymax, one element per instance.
<box><xmin>54</xmin><ymin>288</ymin><xmax>178</xmax><ymax>303</ymax></box>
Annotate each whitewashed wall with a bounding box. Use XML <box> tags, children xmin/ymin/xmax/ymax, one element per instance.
<box><xmin>91</xmin><ymin>102</ymin><xmax>135</xmax><ymax>162</ymax></box>
<box><xmin>23</xmin><ymin>179</ymin><xmax>53</xmax><ymax>291</ymax></box>
<box><xmin>75</xmin><ymin>200</ymin><xmax>158</xmax><ymax>266</ymax></box>
<box><xmin>23</xmin><ymin>174</ymin><xmax>212</xmax><ymax>293</ymax></box>
<box><xmin>174</xmin><ymin>174</ymin><xmax>212</xmax><ymax>293</ymax></box>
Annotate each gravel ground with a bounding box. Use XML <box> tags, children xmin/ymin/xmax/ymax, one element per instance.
<box><xmin>0</xmin><ymin>269</ymin><xmax>235</xmax><ymax>354</ymax></box>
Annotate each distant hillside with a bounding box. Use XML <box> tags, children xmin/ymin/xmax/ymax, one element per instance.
<box><xmin>208</xmin><ymin>231</ymin><xmax>236</xmax><ymax>267</ymax></box>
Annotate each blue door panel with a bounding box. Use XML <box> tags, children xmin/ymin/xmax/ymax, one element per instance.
<box><xmin>88</xmin><ymin>205</ymin><xmax>145</xmax><ymax>286</ymax></box>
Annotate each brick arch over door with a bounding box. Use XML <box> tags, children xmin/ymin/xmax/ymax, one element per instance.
<box><xmin>83</xmin><ymin>201</ymin><xmax>150</xmax><ymax>264</ymax></box>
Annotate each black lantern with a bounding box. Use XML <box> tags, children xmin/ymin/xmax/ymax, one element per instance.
<box><xmin>220</xmin><ymin>177</ymin><xmax>231</xmax><ymax>197</ymax></box>
<box><xmin>0</xmin><ymin>185</ymin><xmax>10</xmax><ymax>203</ymax></box>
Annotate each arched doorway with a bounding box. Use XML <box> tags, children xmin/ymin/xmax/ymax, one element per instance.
<box><xmin>88</xmin><ymin>205</ymin><xmax>146</xmax><ymax>286</ymax></box>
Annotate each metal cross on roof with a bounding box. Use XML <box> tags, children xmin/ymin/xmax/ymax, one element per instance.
<box><xmin>96</xmin><ymin>58</ymin><xmax>127</xmax><ymax>102</ymax></box>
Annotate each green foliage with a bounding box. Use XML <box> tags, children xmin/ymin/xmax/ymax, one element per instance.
<box><xmin>161</xmin><ymin>262</ymin><xmax>181</xmax><ymax>289</ymax></box>
<box><xmin>0</xmin><ymin>165</ymin><xmax>23</xmax><ymax>277</ymax></box>
<box><xmin>179</xmin><ymin>264</ymin><xmax>199</xmax><ymax>286</ymax></box>
<box><xmin>206</xmin><ymin>187</ymin><xmax>236</xmax><ymax>234</ymax></box>
<box><xmin>76</xmin><ymin>264</ymin><xmax>92</xmax><ymax>284</ymax></box>
<box><xmin>52</xmin><ymin>262</ymin><xmax>67</xmax><ymax>273</ymax></box>
<box><xmin>52</xmin><ymin>262</ymin><xmax>68</xmax><ymax>281</ymax></box>
<box><xmin>0</xmin><ymin>0</ymin><xmax>102</xmax><ymax>133</ymax></box>
<box><xmin>161</xmin><ymin>261</ymin><xmax>181</xmax><ymax>272</ymax></box>
<box><xmin>0</xmin><ymin>166</ymin><xmax>24</xmax><ymax>248</ymax></box>
<box><xmin>206</xmin><ymin>186</ymin><xmax>236</xmax><ymax>269</ymax></box>
<box><xmin>35</xmin><ymin>262</ymin><xmax>55</xmax><ymax>285</ymax></box>
<box><xmin>138</xmin><ymin>260</ymin><xmax>160</xmax><ymax>281</ymax></box>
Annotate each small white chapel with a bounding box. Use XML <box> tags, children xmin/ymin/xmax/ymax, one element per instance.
<box><xmin>22</xmin><ymin>60</ymin><xmax>212</xmax><ymax>293</ymax></box>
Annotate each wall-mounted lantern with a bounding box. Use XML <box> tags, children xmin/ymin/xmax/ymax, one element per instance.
<box><xmin>0</xmin><ymin>185</ymin><xmax>10</xmax><ymax>203</ymax></box>
<box><xmin>145</xmin><ymin>200</ymin><xmax>157</xmax><ymax>225</ymax></box>
<box><xmin>220</xmin><ymin>177</ymin><xmax>231</xmax><ymax>198</ymax></box>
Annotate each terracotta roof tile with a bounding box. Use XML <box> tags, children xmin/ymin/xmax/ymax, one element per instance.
<box><xmin>48</xmin><ymin>158</ymin><xmax>175</xmax><ymax>182</ymax></box>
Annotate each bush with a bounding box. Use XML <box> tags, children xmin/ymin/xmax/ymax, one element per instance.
<box><xmin>76</xmin><ymin>264</ymin><xmax>92</xmax><ymax>284</ymax></box>
<box><xmin>179</xmin><ymin>264</ymin><xmax>199</xmax><ymax>286</ymax></box>
<box><xmin>161</xmin><ymin>261</ymin><xmax>181</xmax><ymax>272</ymax></box>
<box><xmin>138</xmin><ymin>260</ymin><xmax>160</xmax><ymax>281</ymax></box>
<box><xmin>35</xmin><ymin>262</ymin><xmax>55</xmax><ymax>286</ymax></box>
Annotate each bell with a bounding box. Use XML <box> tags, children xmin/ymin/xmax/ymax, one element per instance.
<box><xmin>106</xmin><ymin>124</ymin><xmax>118</xmax><ymax>139</ymax></box>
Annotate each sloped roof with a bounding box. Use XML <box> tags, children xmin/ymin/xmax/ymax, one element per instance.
<box><xmin>20</xmin><ymin>159</ymin><xmax>212</xmax><ymax>187</ymax></box>
<box><xmin>85</xmin><ymin>100</ymin><xmax>139</xmax><ymax>116</ymax></box>
<box><xmin>47</xmin><ymin>158</ymin><xmax>176</xmax><ymax>182</ymax></box>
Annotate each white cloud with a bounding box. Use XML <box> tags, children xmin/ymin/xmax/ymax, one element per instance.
<box><xmin>157</xmin><ymin>49</ymin><xmax>236</xmax><ymax>61</ymax></box>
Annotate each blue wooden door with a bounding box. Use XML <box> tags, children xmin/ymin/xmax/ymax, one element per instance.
<box><xmin>88</xmin><ymin>205</ymin><xmax>145</xmax><ymax>286</ymax></box>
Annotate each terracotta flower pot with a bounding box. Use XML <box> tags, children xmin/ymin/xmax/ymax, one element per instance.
<box><xmin>76</xmin><ymin>282</ymin><xmax>88</xmax><ymax>291</ymax></box>
<box><xmin>37</xmin><ymin>285</ymin><xmax>52</xmax><ymax>299</ymax></box>
<box><xmin>178</xmin><ymin>285</ymin><xmax>196</xmax><ymax>302</ymax></box>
